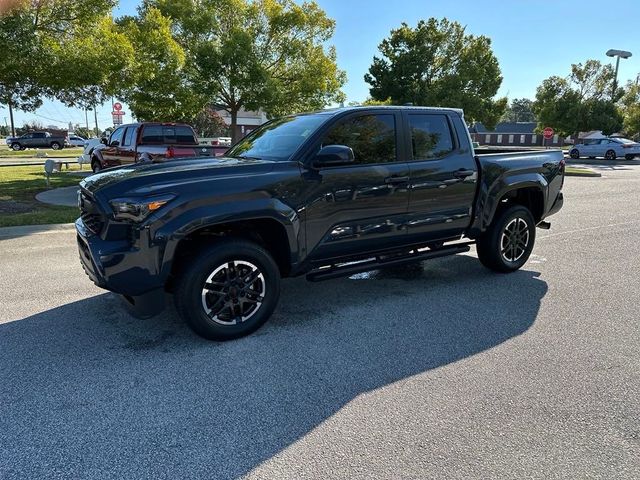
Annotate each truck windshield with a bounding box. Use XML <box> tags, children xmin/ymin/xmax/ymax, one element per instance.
<box><xmin>227</xmin><ymin>114</ymin><xmax>329</xmax><ymax>161</ymax></box>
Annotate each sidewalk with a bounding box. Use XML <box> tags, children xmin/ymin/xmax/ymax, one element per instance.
<box><xmin>0</xmin><ymin>222</ymin><xmax>75</xmax><ymax>240</ymax></box>
<box><xmin>35</xmin><ymin>186</ymin><xmax>80</xmax><ymax>207</ymax></box>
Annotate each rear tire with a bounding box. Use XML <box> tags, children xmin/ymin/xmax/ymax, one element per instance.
<box><xmin>476</xmin><ymin>205</ymin><xmax>536</xmax><ymax>273</ymax></box>
<box><xmin>91</xmin><ymin>160</ymin><xmax>102</xmax><ymax>173</ymax></box>
<box><xmin>625</xmin><ymin>154</ymin><xmax>635</xmax><ymax>160</ymax></box>
<box><xmin>174</xmin><ymin>239</ymin><xmax>281</xmax><ymax>341</ymax></box>
<box><xmin>569</xmin><ymin>149</ymin><xmax>580</xmax><ymax>159</ymax></box>
<box><xmin>50</xmin><ymin>142</ymin><xmax>61</xmax><ymax>150</ymax></box>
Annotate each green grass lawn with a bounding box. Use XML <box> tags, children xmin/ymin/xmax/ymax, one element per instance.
<box><xmin>0</xmin><ymin>165</ymin><xmax>82</xmax><ymax>227</ymax></box>
<box><xmin>0</xmin><ymin>144</ymin><xmax>83</xmax><ymax>158</ymax></box>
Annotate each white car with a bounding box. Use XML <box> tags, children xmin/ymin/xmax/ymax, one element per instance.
<box><xmin>569</xmin><ymin>137</ymin><xmax>640</xmax><ymax>160</ymax></box>
<box><xmin>67</xmin><ymin>135</ymin><xmax>87</xmax><ymax>147</ymax></box>
<box><xmin>77</xmin><ymin>138</ymin><xmax>103</xmax><ymax>166</ymax></box>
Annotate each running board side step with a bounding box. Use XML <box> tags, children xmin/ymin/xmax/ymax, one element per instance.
<box><xmin>306</xmin><ymin>244</ymin><xmax>471</xmax><ymax>282</ymax></box>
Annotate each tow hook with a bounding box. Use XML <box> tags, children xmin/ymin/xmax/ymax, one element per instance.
<box><xmin>537</xmin><ymin>221</ymin><xmax>551</xmax><ymax>230</ymax></box>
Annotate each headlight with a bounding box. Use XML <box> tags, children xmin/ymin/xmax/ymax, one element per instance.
<box><xmin>109</xmin><ymin>194</ymin><xmax>176</xmax><ymax>222</ymax></box>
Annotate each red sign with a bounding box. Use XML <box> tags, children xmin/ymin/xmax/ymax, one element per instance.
<box><xmin>113</xmin><ymin>102</ymin><xmax>123</xmax><ymax>111</ymax></box>
<box><xmin>543</xmin><ymin>127</ymin><xmax>554</xmax><ymax>139</ymax></box>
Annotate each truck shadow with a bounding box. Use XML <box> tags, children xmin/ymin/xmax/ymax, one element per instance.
<box><xmin>1</xmin><ymin>255</ymin><xmax>547</xmax><ymax>478</ymax></box>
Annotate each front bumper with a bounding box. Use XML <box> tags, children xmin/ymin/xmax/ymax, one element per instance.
<box><xmin>76</xmin><ymin>218</ymin><xmax>166</xmax><ymax>318</ymax></box>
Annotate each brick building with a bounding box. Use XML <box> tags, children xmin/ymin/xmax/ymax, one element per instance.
<box><xmin>470</xmin><ymin>122</ymin><xmax>565</xmax><ymax>147</ymax></box>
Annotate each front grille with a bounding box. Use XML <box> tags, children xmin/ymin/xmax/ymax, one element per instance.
<box><xmin>81</xmin><ymin>212</ymin><xmax>104</xmax><ymax>235</ymax></box>
<box><xmin>79</xmin><ymin>190</ymin><xmax>105</xmax><ymax>235</ymax></box>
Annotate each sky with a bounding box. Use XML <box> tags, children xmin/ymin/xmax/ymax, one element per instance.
<box><xmin>2</xmin><ymin>0</ymin><xmax>639</xmax><ymax>132</ymax></box>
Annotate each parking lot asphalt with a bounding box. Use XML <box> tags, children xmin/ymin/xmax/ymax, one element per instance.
<box><xmin>1</xmin><ymin>164</ymin><xmax>639</xmax><ymax>479</ymax></box>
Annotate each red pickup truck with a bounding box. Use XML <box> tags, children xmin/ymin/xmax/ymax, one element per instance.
<box><xmin>90</xmin><ymin>122</ymin><xmax>228</xmax><ymax>173</ymax></box>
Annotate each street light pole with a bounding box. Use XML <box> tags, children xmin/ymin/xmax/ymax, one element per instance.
<box><xmin>606</xmin><ymin>49</ymin><xmax>632</xmax><ymax>97</ymax></box>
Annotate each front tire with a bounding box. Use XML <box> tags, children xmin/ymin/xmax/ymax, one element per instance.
<box><xmin>174</xmin><ymin>239</ymin><xmax>281</xmax><ymax>341</ymax></box>
<box><xmin>605</xmin><ymin>149</ymin><xmax>617</xmax><ymax>160</ymax></box>
<box><xmin>11</xmin><ymin>143</ymin><xmax>21</xmax><ymax>151</ymax></box>
<box><xmin>476</xmin><ymin>205</ymin><xmax>536</xmax><ymax>273</ymax></box>
<box><xmin>91</xmin><ymin>160</ymin><xmax>102</xmax><ymax>173</ymax></box>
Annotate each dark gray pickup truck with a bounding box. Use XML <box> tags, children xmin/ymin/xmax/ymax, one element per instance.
<box><xmin>77</xmin><ymin>106</ymin><xmax>564</xmax><ymax>340</ymax></box>
<box><xmin>7</xmin><ymin>131</ymin><xmax>67</xmax><ymax>150</ymax></box>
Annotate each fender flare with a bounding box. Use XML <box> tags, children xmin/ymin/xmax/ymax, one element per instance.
<box><xmin>474</xmin><ymin>173</ymin><xmax>548</xmax><ymax>234</ymax></box>
<box><xmin>153</xmin><ymin>198</ymin><xmax>301</xmax><ymax>280</ymax></box>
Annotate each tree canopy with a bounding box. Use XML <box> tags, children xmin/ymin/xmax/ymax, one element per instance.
<box><xmin>501</xmin><ymin>98</ymin><xmax>536</xmax><ymax>123</ymax></box>
<box><xmin>532</xmin><ymin>60</ymin><xmax>623</xmax><ymax>137</ymax></box>
<box><xmin>134</xmin><ymin>0</ymin><xmax>346</xmax><ymax>140</ymax></box>
<box><xmin>0</xmin><ymin>0</ymin><xmax>122</xmax><ymax>134</ymax></box>
<box><xmin>620</xmin><ymin>80</ymin><xmax>640</xmax><ymax>139</ymax></box>
<box><xmin>364</xmin><ymin>18</ymin><xmax>507</xmax><ymax>129</ymax></box>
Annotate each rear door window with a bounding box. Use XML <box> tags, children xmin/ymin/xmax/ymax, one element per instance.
<box><xmin>408</xmin><ymin>114</ymin><xmax>455</xmax><ymax>160</ymax></box>
<box><xmin>122</xmin><ymin>127</ymin><xmax>136</xmax><ymax>147</ymax></box>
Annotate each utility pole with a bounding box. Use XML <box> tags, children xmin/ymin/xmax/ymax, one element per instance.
<box><xmin>94</xmin><ymin>107</ymin><xmax>99</xmax><ymax>137</ymax></box>
<box><xmin>85</xmin><ymin>108</ymin><xmax>89</xmax><ymax>130</ymax></box>
<box><xmin>8</xmin><ymin>99</ymin><xmax>15</xmax><ymax>137</ymax></box>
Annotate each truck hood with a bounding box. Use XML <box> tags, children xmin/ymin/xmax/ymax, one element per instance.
<box><xmin>81</xmin><ymin>156</ymin><xmax>276</xmax><ymax>196</ymax></box>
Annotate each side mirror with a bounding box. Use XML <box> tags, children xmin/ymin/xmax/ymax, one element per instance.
<box><xmin>312</xmin><ymin>145</ymin><xmax>355</xmax><ymax>168</ymax></box>
<box><xmin>100</xmin><ymin>137</ymin><xmax>108</xmax><ymax>145</ymax></box>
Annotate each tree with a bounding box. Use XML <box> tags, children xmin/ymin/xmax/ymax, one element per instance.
<box><xmin>189</xmin><ymin>107</ymin><xmax>230</xmax><ymax>138</ymax></box>
<box><xmin>52</xmin><ymin>16</ymin><xmax>134</xmax><ymax>113</ymax></box>
<box><xmin>532</xmin><ymin>60</ymin><xmax>623</xmax><ymax>137</ymax></box>
<box><xmin>501</xmin><ymin>98</ymin><xmax>536</xmax><ymax>123</ymax></box>
<box><xmin>364</xmin><ymin>18</ymin><xmax>507</xmax><ymax>129</ymax></box>
<box><xmin>0</xmin><ymin>0</ymin><xmax>118</xmax><ymax>135</ymax></box>
<box><xmin>144</xmin><ymin>0</ymin><xmax>346</xmax><ymax>141</ymax></box>
<box><xmin>118</xmin><ymin>7</ymin><xmax>203</xmax><ymax>122</ymax></box>
<box><xmin>620</xmin><ymin>80</ymin><xmax>640</xmax><ymax>139</ymax></box>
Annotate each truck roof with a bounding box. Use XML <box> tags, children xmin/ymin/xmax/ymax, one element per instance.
<box><xmin>314</xmin><ymin>106</ymin><xmax>465</xmax><ymax>117</ymax></box>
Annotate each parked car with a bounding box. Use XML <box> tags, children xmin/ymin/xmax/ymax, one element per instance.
<box><xmin>77</xmin><ymin>138</ymin><xmax>103</xmax><ymax>166</ymax></box>
<box><xmin>67</xmin><ymin>134</ymin><xmax>87</xmax><ymax>147</ymax></box>
<box><xmin>89</xmin><ymin>122</ymin><xmax>218</xmax><ymax>173</ymax></box>
<box><xmin>77</xmin><ymin>106</ymin><xmax>565</xmax><ymax>341</ymax></box>
<box><xmin>7</xmin><ymin>132</ymin><xmax>67</xmax><ymax>151</ymax></box>
<box><xmin>569</xmin><ymin>137</ymin><xmax>640</xmax><ymax>160</ymax></box>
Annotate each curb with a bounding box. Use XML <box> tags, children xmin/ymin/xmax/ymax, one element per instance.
<box><xmin>564</xmin><ymin>168</ymin><xmax>601</xmax><ymax>178</ymax></box>
<box><xmin>0</xmin><ymin>223</ymin><xmax>76</xmax><ymax>239</ymax></box>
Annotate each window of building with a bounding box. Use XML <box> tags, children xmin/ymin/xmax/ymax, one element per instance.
<box><xmin>321</xmin><ymin>114</ymin><xmax>396</xmax><ymax>164</ymax></box>
<box><xmin>407</xmin><ymin>114</ymin><xmax>454</xmax><ymax>160</ymax></box>
<box><xmin>520</xmin><ymin>135</ymin><xmax>526</xmax><ymax>144</ymax></box>
<box><xmin>497</xmin><ymin>134</ymin><xmax>503</xmax><ymax>143</ymax></box>
<box><xmin>531</xmin><ymin>134</ymin><xmax>537</xmax><ymax>144</ymax></box>
<box><xmin>508</xmin><ymin>134</ymin><xmax>514</xmax><ymax>144</ymax></box>
<box><xmin>485</xmin><ymin>134</ymin><xmax>491</xmax><ymax>143</ymax></box>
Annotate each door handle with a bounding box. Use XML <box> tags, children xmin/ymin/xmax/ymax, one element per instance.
<box><xmin>384</xmin><ymin>175</ymin><xmax>410</xmax><ymax>184</ymax></box>
<box><xmin>453</xmin><ymin>169</ymin><xmax>475</xmax><ymax>179</ymax></box>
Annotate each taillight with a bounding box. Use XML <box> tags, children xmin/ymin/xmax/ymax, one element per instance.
<box><xmin>622</xmin><ymin>144</ymin><xmax>637</xmax><ymax>149</ymax></box>
<box><xmin>166</xmin><ymin>146</ymin><xmax>174</xmax><ymax>158</ymax></box>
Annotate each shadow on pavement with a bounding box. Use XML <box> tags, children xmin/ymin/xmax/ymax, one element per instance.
<box><xmin>0</xmin><ymin>255</ymin><xmax>547</xmax><ymax>479</ymax></box>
